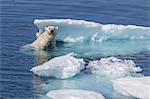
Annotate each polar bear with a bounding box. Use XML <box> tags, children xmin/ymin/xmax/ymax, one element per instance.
<box><xmin>31</xmin><ymin>26</ymin><xmax>58</xmax><ymax>50</ymax></box>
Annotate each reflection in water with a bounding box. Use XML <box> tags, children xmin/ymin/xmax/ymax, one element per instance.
<box><xmin>31</xmin><ymin>50</ymin><xmax>53</xmax><ymax>98</ymax></box>
<box><xmin>33</xmin><ymin>50</ymin><xmax>52</xmax><ymax>65</ymax></box>
<box><xmin>32</xmin><ymin>75</ymin><xmax>52</xmax><ymax>99</ymax></box>
<box><xmin>33</xmin><ymin>41</ymin><xmax>66</xmax><ymax>65</ymax></box>
<box><xmin>32</xmin><ymin>75</ymin><xmax>46</xmax><ymax>94</ymax></box>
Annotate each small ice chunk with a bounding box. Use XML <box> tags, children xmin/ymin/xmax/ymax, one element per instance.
<box><xmin>87</xmin><ymin>57</ymin><xmax>142</xmax><ymax>78</ymax></box>
<box><xmin>46</xmin><ymin>89</ymin><xmax>105</xmax><ymax>99</ymax></box>
<box><xmin>113</xmin><ymin>77</ymin><xmax>150</xmax><ymax>99</ymax></box>
<box><xmin>31</xmin><ymin>53</ymin><xmax>85</xmax><ymax>79</ymax></box>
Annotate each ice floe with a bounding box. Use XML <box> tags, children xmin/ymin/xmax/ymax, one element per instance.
<box><xmin>87</xmin><ymin>57</ymin><xmax>142</xmax><ymax>79</ymax></box>
<box><xmin>30</xmin><ymin>19</ymin><xmax>150</xmax><ymax>57</ymax></box>
<box><xmin>46</xmin><ymin>89</ymin><xmax>105</xmax><ymax>99</ymax></box>
<box><xmin>31</xmin><ymin>53</ymin><xmax>85</xmax><ymax>79</ymax></box>
<box><xmin>113</xmin><ymin>76</ymin><xmax>150</xmax><ymax>99</ymax></box>
<box><xmin>34</xmin><ymin>19</ymin><xmax>150</xmax><ymax>42</ymax></box>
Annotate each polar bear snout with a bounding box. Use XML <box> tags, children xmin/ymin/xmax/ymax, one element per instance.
<box><xmin>50</xmin><ymin>29</ymin><xmax>54</xmax><ymax>34</ymax></box>
<box><xmin>46</xmin><ymin>26</ymin><xmax>58</xmax><ymax>35</ymax></box>
<box><xmin>47</xmin><ymin>28</ymin><xmax>56</xmax><ymax>35</ymax></box>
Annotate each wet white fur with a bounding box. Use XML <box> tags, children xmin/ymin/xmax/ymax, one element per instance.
<box><xmin>31</xmin><ymin>26</ymin><xmax>58</xmax><ymax>50</ymax></box>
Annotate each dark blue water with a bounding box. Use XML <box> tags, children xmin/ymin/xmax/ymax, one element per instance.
<box><xmin>0</xmin><ymin>0</ymin><xmax>149</xmax><ymax>98</ymax></box>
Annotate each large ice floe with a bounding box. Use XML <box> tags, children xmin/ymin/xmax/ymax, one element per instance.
<box><xmin>113</xmin><ymin>76</ymin><xmax>150</xmax><ymax>99</ymax></box>
<box><xmin>31</xmin><ymin>53</ymin><xmax>85</xmax><ymax>79</ymax></box>
<box><xmin>87</xmin><ymin>57</ymin><xmax>142</xmax><ymax>79</ymax></box>
<box><xmin>34</xmin><ymin>19</ymin><xmax>150</xmax><ymax>41</ymax></box>
<box><xmin>46</xmin><ymin>89</ymin><xmax>105</xmax><ymax>99</ymax></box>
<box><xmin>33</xmin><ymin>19</ymin><xmax>150</xmax><ymax>57</ymax></box>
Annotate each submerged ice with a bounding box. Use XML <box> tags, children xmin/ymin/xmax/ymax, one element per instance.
<box><xmin>31</xmin><ymin>53</ymin><xmax>85</xmax><ymax>79</ymax></box>
<box><xmin>87</xmin><ymin>57</ymin><xmax>142</xmax><ymax>79</ymax></box>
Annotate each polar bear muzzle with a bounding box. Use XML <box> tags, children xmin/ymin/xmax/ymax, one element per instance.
<box><xmin>46</xmin><ymin>26</ymin><xmax>57</xmax><ymax>36</ymax></box>
<box><xmin>50</xmin><ymin>30</ymin><xmax>54</xmax><ymax>34</ymax></box>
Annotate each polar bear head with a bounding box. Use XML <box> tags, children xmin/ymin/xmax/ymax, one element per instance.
<box><xmin>44</xmin><ymin>26</ymin><xmax>58</xmax><ymax>36</ymax></box>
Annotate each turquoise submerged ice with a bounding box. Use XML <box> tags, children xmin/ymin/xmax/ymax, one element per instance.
<box><xmin>34</xmin><ymin>19</ymin><xmax>150</xmax><ymax>57</ymax></box>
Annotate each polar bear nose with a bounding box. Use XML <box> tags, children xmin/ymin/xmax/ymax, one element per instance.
<box><xmin>51</xmin><ymin>30</ymin><xmax>54</xmax><ymax>34</ymax></box>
